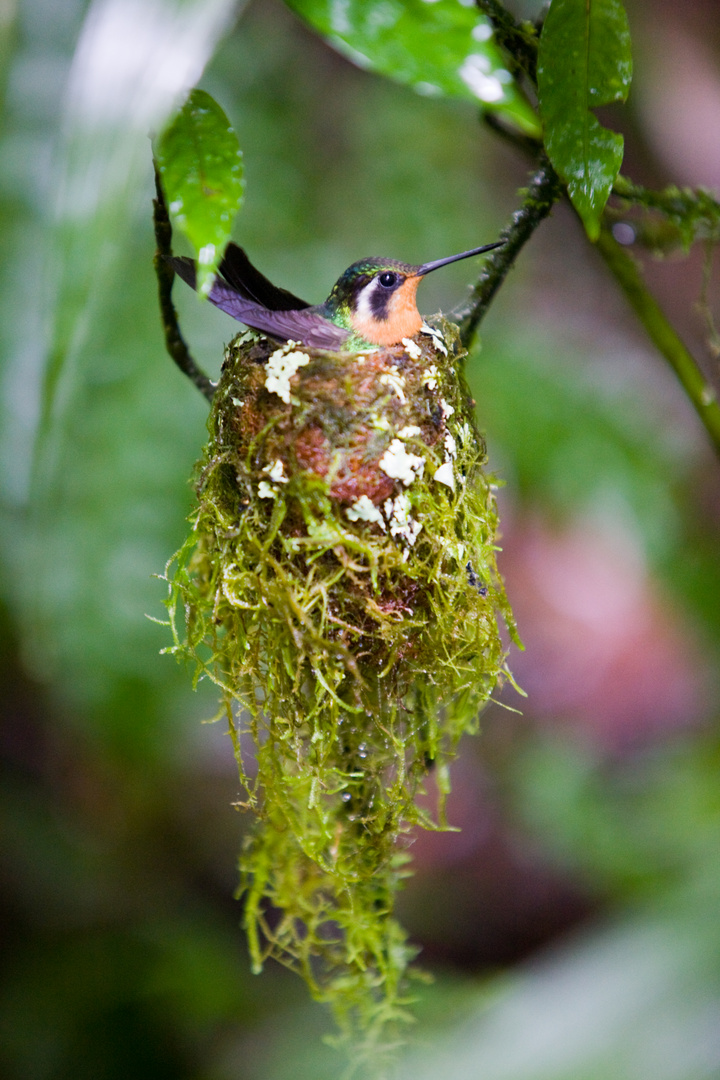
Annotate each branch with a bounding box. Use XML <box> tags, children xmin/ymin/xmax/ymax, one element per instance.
<box><xmin>475</xmin><ymin>0</ymin><xmax>540</xmax><ymax>83</ymax></box>
<box><xmin>612</xmin><ymin>175</ymin><xmax>720</xmax><ymax>252</ymax></box>
<box><xmin>474</xmin><ymin>2</ymin><xmax>720</xmax><ymax>456</ymax></box>
<box><xmin>457</xmin><ymin>157</ymin><xmax>563</xmax><ymax>349</ymax></box>
<box><xmin>595</xmin><ymin>224</ymin><xmax>720</xmax><ymax>455</ymax></box>
<box><xmin>483</xmin><ymin>112</ymin><xmax>541</xmax><ymax>159</ymax></box>
<box><xmin>614</xmin><ymin>176</ymin><xmax>720</xmax><ymax>230</ymax></box>
<box><xmin>152</xmin><ymin>163</ymin><xmax>216</xmax><ymax>402</ymax></box>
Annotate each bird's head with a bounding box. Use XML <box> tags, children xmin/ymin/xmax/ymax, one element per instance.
<box><xmin>325</xmin><ymin>242</ymin><xmax>503</xmax><ymax>347</ymax></box>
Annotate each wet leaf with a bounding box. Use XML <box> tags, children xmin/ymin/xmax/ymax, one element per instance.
<box><xmin>155</xmin><ymin>89</ymin><xmax>244</xmax><ymax>297</ymax></box>
<box><xmin>537</xmin><ymin>0</ymin><xmax>632</xmax><ymax>240</ymax></box>
<box><xmin>287</xmin><ymin>0</ymin><xmax>540</xmax><ymax>137</ymax></box>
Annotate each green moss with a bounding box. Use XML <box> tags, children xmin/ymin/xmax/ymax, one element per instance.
<box><xmin>164</xmin><ymin>320</ymin><xmax>516</xmax><ymax>1074</ymax></box>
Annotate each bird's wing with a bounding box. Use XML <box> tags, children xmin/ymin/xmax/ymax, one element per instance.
<box><xmin>219</xmin><ymin>243</ymin><xmax>310</xmax><ymax>311</ymax></box>
<box><xmin>167</xmin><ymin>254</ymin><xmax>349</xmax><ymax>349</ymax></box>
<box><xmin>207</xmin><ymin>281</ymin><xmax>351</xmax><ymax>350</ymax></box>
<box><xmin>167</xmin><ymin>246</ymin><xmax>310</xmax><ymax>311</ymax></box>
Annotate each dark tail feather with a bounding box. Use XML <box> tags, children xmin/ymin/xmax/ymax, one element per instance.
<box><xmin>165</xmin><ymin>249</ymin><xmax>348</xmax><ymax>349</ymax></box>
<box><xmin>166</xmin><ymin>245</ymin><xmax>311</xmax><ymax>312</ymax></box>
<box><xmin>219</xmin><ymin>243</ymin><xmax>310</xmax><ymax>311</ymax></box>
<box><xmin>167</xmin><ymin>255</ymin><xmax>198</xmax><ymax>289</ymax></box>
<box><xmin>165</xmin><ymin>255</ymin><xmax>290</xmax><ymax>329</ymax></box>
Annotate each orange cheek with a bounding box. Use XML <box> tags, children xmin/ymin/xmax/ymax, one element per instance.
<box><xmin>387</xmin><ymin>278</ymin><xmax>423</xmax><ymax>341</ymax></box>
<box><xmin>352</xmin><ymin>278</ymin><xmax>423</xmax><ymax>346</ymax></box>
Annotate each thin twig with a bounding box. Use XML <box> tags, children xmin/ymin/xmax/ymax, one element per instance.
<box><xmin>483</xmin><ymin>112</ymin><xmax>541</xmax><ymax>159</ymax></box>
<box><xmin>457</xmin><ymin>157</ymin><xmax>563</xmax><ymax>350</ymax></box>
<box><xmin>152</xmin><ymin>163</ymin><xmax>215</xmax><ymax>402</ymax></box>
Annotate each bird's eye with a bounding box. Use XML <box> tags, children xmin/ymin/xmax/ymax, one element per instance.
<box><xmin>378</xmin><ymin>271</ymin><xmax>397</xmax><ymax>288</ymax></box>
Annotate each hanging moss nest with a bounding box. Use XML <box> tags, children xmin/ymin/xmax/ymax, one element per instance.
<box><xmin>165</xmin><ymin>318</ymin><xmax>517</xmax><ymax>1069</ymax></box>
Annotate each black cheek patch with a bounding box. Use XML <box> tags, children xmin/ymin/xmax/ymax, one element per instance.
<box><xmin>369</xmin><ymin>282</ymin><xmax>393</xmax><ymax>322</ymax></box>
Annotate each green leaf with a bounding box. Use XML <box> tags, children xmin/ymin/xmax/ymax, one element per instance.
<box><xmin>155</xmin><ymin>89</ymin><xmax>244</xmax><ymax>297</ymax></box>
<box><xmin>286</xmin><ymin>0</ymin><xmax>540</xmax><ymax>138</ymax></box>
<box><xmin>537</xmin><ymin>0</ymin><xmax>632</xmax><ymax>240</ymax></box>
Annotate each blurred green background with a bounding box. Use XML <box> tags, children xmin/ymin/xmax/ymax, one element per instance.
<box><xmin>1</xmin><ymin>0</ymin><xmax>719</xmax><ymax>1077</ymax></box>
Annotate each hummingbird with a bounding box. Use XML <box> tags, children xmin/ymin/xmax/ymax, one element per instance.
<box><xmin>169</xmin><ymin>240</ymin><xmax>502</xmax><ymax>351</ymax></box>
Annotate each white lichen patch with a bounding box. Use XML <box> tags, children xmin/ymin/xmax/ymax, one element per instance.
<box><xmin>444</xmin><ymin>432</ymin><xmax>457</xmax><ymax>459</ymax></box>
<box><xmin>345</xmin><ymin>495</ymin><xmax>386</xmax><ymax>531</ymax></box>
<box><xmin>379</xmin><ymin>439</ymin><xmax>425</xmax><ymax>486</ymax></box>
<box><xmin>262</xmin><ymin>459</ymin><xmax>288</xmax><ymax>484</ymax></box>
<box><xmin>234</xmin><ymin>329</ymin><xmax>259</xmax><ymax>348</ymax></box>
<box><xmin>420</xmin><ymin>323</ymin><xmax>448</xmax><ymax>356</ymax></box>
<box><xmin>258</xmin><ymin>480</ymin><xmax>276</xmax><ymax>500</ymax></box>
<box><xmin>443</xmin><ymin>538</ymin><xmax>466</xmax><ymax>563</ymax></box>
<box><xmin>384</xmin><ymin>492</ymin><xmax>423</xmax><ymax>547</ymax></box>
<box><xmin>457</xmin><ymin>421</ymin><xmax>474</xmax><ymax>447</ymax></box>
<box><xmin>265</xmin><ymin>344</ymin><xmax>311</xmax><ymax>404</ymax></box>
<box><xmin>306</xmin><ymin>520</ymin><xmax>343</xmax><ymax>543</ymax></box>
<box><xmin>231</xmin><ymin>396</ymin><xmax>244</xmax><ymax>408</ymax></box>
<box><xmin>379</xmin><ymin>372</ymin><xmax>407</xmax><ymax>404</ymax></box>
<box><xmin>433</xmin><ymin>461</ymin><xmax>456</xmax><ymax>492</ymax></box>
<box><xmin>397</xmin><ymin>425</ymin><xmax>421</xmax><ymax>439</ymax></box>
<box><xmin>372</xmin><ymin>416</ymin><xmax>392</xmax><ymax>432</ymax></box>
<box><xmin>440</xmin><ymin>398</ymin><xmax>455</xmax><ymax>420</ymax></box>
<box><xmin>401</xmin><ymin>337</ymin><xmax>422</xmax><ymax>359</ymax></box>
<box><xmin>422</xmin><ymin>364</ymin><xmax>439</xmax><ymax>390</ymax></box>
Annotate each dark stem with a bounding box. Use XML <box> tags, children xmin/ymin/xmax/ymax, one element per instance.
<box><xmin>483</xmin><ymin>112</ymin><xmax>541</xmax><ymax>159</ymax></box>
<box><xmin>152</xmin><ymin>163</ymin><xmax>215</xmax><ymax>402</ymax></box>
<box><xmin>475</xmin><ymin>0</ymin><xmax>540</xmax><ymax>83</ymax></box>
<box><xmin>457</xmin><ymin>157</ymin><xmax>563</xmax><ymax>350</ymax></box>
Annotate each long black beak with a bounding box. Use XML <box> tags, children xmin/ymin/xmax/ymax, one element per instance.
<box><xmin>416</xmin><ymin>241</ymin><xmax>504</xmax><ymax>277</ymax></box>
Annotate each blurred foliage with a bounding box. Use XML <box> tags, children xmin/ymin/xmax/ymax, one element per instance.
<box><xmin>512</xmin><ymin>730</ymin><xmax>720</xmax><ymax>901</ymax></box>
<box><xmin>0</xmin><ymin>0</ymin><xmax>719</xmax><ymax>1078</ymax></box>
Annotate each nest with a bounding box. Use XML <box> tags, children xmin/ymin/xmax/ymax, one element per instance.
<box><xmin>165</xmin><ymin>318</ymin><xmax>516</xmax><ymax>1066</ymax></box>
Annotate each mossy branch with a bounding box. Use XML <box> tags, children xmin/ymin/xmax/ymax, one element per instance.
<box><xmin>613</xmin><ymin>176</ymin><xmax>720</xmax><ymax>237</ymax></box>
<box><xmin>612</xmin><ymin>176</ymin><xmax>720</xmax><ymax>253</ymax></box>
<box><xmin>457</xmin><ymin>157</ymin><xmax>563</xmax><ymax>350</ymax></box>
<box><xmin>152</xmin><ymin>163</ymin><xmax>216</xmax><ymax>402</ymax></box>
<box><xmin>595</xmin><ymin>225</ymin><xmax>720</xmax><ymax>454</ymax></box>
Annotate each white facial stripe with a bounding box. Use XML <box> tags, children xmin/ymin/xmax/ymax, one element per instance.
<box><xmin>354</xmin><ymin>279</ymin><xmax>382</xmax><ymax>324</ymax></box>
